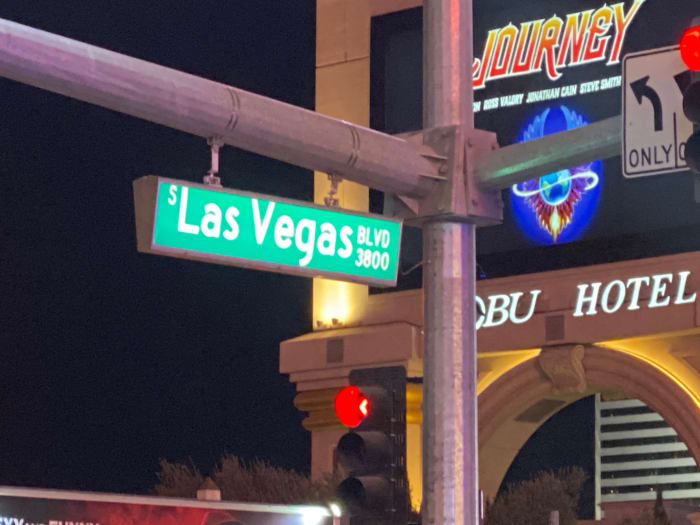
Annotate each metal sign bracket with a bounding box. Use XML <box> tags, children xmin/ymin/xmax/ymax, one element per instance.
<box><xmin>388</xmin><ymin>126</ymin><xmax>503</xmax><ymax>226</ymax></box>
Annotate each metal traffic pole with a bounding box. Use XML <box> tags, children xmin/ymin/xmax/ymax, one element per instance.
<box><xmin>422</xmin><ymin>1</ymin><xmax>479</xmax><ymax>524</ymax></box>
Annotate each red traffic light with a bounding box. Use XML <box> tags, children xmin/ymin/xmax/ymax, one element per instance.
<box><xmin>680</xmin><ymin>25</ymin><xmax>700</xmax><ymax>71</ymax></box>
<box><xmin>335</xmin><ymin>386</ymin><xmax>370</xmax><ymax>428</ymax></box>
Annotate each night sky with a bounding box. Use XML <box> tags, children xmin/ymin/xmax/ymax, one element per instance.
<box><xmin>0</xmin><ymin>0</ymin><xmax>592</xmax><ymax>511</ymax></box>
<box><xmin>1</xmin><ymin>0</ymin><xmax>316</xmax><ymax>493</ymax></box>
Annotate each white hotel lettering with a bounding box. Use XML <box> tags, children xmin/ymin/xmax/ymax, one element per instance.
<box><xmin>573</xmin><ymin>271</ymin><xmax>696</xmax><ymax>317</ymax></box>
<box><xmin>477</xmin><ymin>270</ymin><xmax>696</xmax><ymax>329</ymax></box>
<box><xmin>476</xmin><ymin>290</ymin><xmax>541</xmax><ymax>330</ymax></box>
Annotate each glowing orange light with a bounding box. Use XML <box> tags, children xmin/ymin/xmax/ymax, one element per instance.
<box><xmin>334</xmin><ymin>386</ymin><xmax>370</xmax><ymax>428</ymax></box>
<box><xmin>680</xmin><ymin>25</ymin><xmax>700</xmax><ymax>71</ymax></box>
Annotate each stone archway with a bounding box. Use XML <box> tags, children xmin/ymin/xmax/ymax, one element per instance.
<box><xmin>477</xmin><ymin>344</ymin><xmax>700</xmax><ymax>500</ymax></box>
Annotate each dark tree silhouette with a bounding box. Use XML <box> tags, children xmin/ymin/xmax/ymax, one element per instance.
<box><xmin>484</xmin><ymin>468</ymin><xmax>587</xmax><ymax>525</ymax></box>
<box><xmin>616</xmin><ymin>488</ymin><xmax>672</xmax><ymax>525</ymax></box>
<box><xmin>154</xmin><ymin>454</ymin><xmax>338</xmax><ymax>505</ymax></box>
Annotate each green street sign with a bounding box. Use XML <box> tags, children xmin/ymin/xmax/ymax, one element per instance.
<box><xmin>133</xmin><ymin>176</ymin><xmax>402</xmax><ymax>286</ymax></box>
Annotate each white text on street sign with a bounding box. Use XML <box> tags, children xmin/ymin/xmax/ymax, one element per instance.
<box><xmin>133</xmin><ymin>176</ymin><xmax>402</xmax><ymax>286</ymax></box>
<box><xmin>623</xmin><ymin>45</ymin><xmax>693</xmax><ymax>178</ymax></box>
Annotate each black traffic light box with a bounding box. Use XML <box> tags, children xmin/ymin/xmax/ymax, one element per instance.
<box><xmin>676</xmin><ymin>68</ymin><xmax>700</xmax><ymax>173</ymax></box>
<box><xmin>335</xmin><ymin>366</ymin><xmax>408</xmax><ymax>525</ymax></box>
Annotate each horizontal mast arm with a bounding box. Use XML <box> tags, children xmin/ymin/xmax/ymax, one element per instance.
<box><xmin>0</xmin><ymin>18</ymin><xmax>438</xmax><ymax>198</ymax></box>
<box><xmin>474</xmin><ymin>115</ymin><xmax>622</xmax><ymax>190</ymax></box>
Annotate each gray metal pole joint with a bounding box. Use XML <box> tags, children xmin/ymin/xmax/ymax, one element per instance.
<box><xmin>203</xmin><ymin>136</ymin><xmax>224</xmax><ymax>187</ymax></box>
<box><xmin>389</xmin><ymin>126</ymin><xmax>503</xmax><ymax>226</ymax></box>
<box><xmin>323</xmin><ymin>174</ymin><xmax>342</xmax><ymax>208</ymax></box>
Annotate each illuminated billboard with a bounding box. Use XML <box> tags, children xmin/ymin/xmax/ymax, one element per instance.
<box><xmin>371</xmin><ymin>0</ymin><xmax>700</xmax><ymax>279</ymax></box>
<box><xmin>0</xmin><ymin>486</ymin><xmax>331</xmax><ymax>525</ymax></box>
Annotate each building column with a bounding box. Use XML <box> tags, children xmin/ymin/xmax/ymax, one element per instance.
<box><xmin>313</xmin><ymin>0</ymin><xmax>372</xmax><ymax>329</ymax></box>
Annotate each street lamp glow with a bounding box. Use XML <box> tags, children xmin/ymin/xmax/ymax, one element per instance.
<box><xmin>301</xmin><ymin>507</ymin><xmax>328</xmax><ymax>525</ymax></box>
<box><xmin>329</xmin><ymin>502</ymin><xmax>343</xmax><ymax>517</ymax></box>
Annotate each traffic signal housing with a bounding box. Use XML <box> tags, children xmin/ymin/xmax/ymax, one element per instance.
<box><xmin>678</xmin><ymin>68</ymin><xmax>700</xmax><ymax>172</ymax></box>
<box><xmin>334</xmin><ymin>366</ymin><xmax>408</xmax><ymax>524</ymax></box>
<box><xmin>678</xmin><ymin>18</ymin><xmax>700</xmax><ymax>173</ymax></box>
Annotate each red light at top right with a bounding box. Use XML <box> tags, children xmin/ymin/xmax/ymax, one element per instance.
<box><xmin>680</xmin><ymin>25</ymin><xmax>700</xmax><ymax>71</ymax></box>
